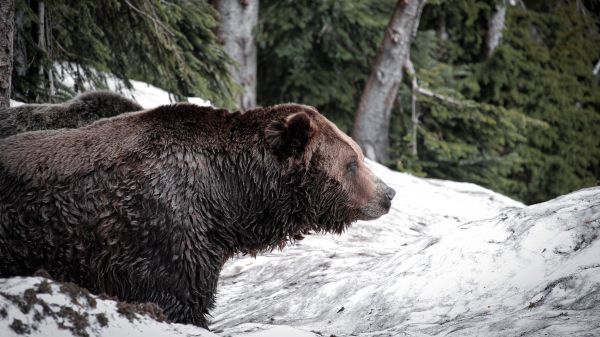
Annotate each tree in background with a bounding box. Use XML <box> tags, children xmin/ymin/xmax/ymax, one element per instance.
<box><xmin>476</xmin><ymin>1</ymin><xmax>600</xmax><ymax>203</ymax></box>
<box><xmin>485</xmin><ymin>0</ymin><xmax>506</xmax><ymax>58</ymax></box>
<box><xmin>214</xmin><ymin>0</ymin><xmax>259</xmax><ymax>111</ymax></box>
<box><xmin>12</xmin><ymin>0</ymin><xmax>236</xmax><ymax>107</ymax></box>
<box><xmin>394</xmin><ymin>0</ymin><xmax>600</xmax><ymax>204</ymax></box>
<box><xmin>5</xmin><ymin>0</ymin><xmax>598</xmax><ymax>203</ymax></box>
<box><xmin>0</xmin><ymin>0</ymin><xmax>14</xmax><ymax>108</ymax></box>
<box><xmin>352</xmin><ymin>0</ymin><xmax>426</xmax><ymax>162</ymax></box>
<box><xmin>256</xmin><ymin>0</ymin><xmax>396</xmax><ymax>131</ymax></box>
<box><xmin>256</xmin><ymin>0</ymin><xmax>600</xmax><ymax>204</ymax></box>
<box><xmin>390</xmin><ymin>28</ymin><xmax>543</xmax><ymax>197</ymax></box>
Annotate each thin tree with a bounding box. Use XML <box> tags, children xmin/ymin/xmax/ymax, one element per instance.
<box><xmin>214</xmin><ymin>0</ymin><xmax>258</xmax><ymax>111</ymax></box>
<box><xmin>0</xmin><ymin>0</ymin><xmax>14</xmax><ymax>108</ymax></box>
<box><xmin>485</xmin><ymin>0</ymin><xmax>507</xmax><ymax>58</ymax></box>
<box><xmin>352</xmin><ymin>0</ymin><xmax>426</xmax><ymax>163</ymax></box>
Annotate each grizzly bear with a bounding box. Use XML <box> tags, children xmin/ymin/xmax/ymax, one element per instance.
<box><xmin>0</xmin><ymin>91</ymin><xmax>142</xmax><ymax>138</ymax></box>
<box><xmin>0</xmin><ymin>103</ymin><xmax>395</xmax><ymax>328</ymax></box>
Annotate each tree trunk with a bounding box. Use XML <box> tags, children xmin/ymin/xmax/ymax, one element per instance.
<box><xmin>404</xmin><ymin>59</ymin><xmax>418</xmax><ymax>157</ymax></box>
<box><xmin>485</xmin><ymin>0</ymin><xmax>506</xmax><ymax>58</ymax></box>
<box><xmin>352</xmin><ymin>0</ymin><xmax>426</xmax><ymax>163</ymax></box>
<box><xmin>36</xmin><ymin>1</ymin><xmax>53</xmax><ymax>97</ymax></box>
<box><xmin>215</xmin><ymin>0</ymin><xmax>258</xmax><ymax>111</ymax></box>
<box><xmin>0</xmin><ymin>0</ymin><xmax>15</xmax><ymax>108</ymax></box>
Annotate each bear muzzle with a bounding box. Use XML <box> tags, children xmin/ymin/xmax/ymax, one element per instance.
<box><xmin>359</xmin><ymin>180</ymin><xmax>395</xmax><ymax>220</ymax></box>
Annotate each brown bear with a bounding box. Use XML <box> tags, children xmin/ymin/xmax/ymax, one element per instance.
<box><xmin>0</xmin><ymin>103</ymin><xmax>395</xmax><ymax>328</ymax></box>
<box><xmin>0</xmin><ymin>90</ymin><xmax>142</xmax><ymax>138</ymax></box>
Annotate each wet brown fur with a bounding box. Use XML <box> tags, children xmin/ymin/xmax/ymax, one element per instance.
<box><xmin>0</xmin><ymin>91</ymin><xmax>142</xmax><ymax>138</ymax></box>
<box><xmin>0</xmin><ymin>103</ymin><xmax>393</xmax><ymax>328</ymax></box>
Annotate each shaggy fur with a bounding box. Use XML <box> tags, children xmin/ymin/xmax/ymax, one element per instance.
<box><xmin>0</xmin><ymin>103</ymin><xmax>394</xmax><ymax>327</ymax></box>
<box><xmin>0</xmin><ymin>91</ymin><xmax>142</xmax><ymax>138</ymax></box>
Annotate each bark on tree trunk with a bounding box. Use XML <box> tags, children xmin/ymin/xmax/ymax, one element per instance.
<box><xmin>36</xmin><ymin>1</ymin><xmax>53</xmax><ymax>97</ymax></box>
<box><xmin>0</xmin><ymin>0</ymin><xmax>15</xmax><ymax>108</ymax></box>
<box><xmin>485</xmin><ymin>0</ymin><xmax>506</xmax><ymax>58</ymax></box>
<box><xmin>352</xmin><ymin>0</ymin><xmax>426</xmax><ymax>163</ymax></box>
<box><xmin>405</xmin><ymin>59</ymin><xmax>419</xmax><ymax>157</ymax></box>
<box><xmin>215</xmin><ymin>0</ymin><xmax>258</xmax><ymax>111</ymax></box>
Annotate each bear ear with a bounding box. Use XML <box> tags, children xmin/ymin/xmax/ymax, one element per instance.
<box><xmin>266</xmin><ymin>111</ymin><xmax>316</xmax><ymax>160</ymax></box>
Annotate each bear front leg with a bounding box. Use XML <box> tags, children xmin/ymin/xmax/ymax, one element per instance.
<box><xmin>151</xmin><ymin>270</ymin><xmax>219</xmax><ymax>329</ymax></box>
<box><xmin>163</xmin><ymin>297</ymin><xmax>210</xmax><ymax>329</ymax></box>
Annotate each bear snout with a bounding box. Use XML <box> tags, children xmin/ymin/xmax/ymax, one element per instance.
<box><xmin>358</xmin><ymin>181</ymin><xmax>395</xmax><ymax>220</ymax></box>
<box><xmin>378</xmin><ymin>184</ymin><xmax>393</xmax><ymax>211</ymax></box>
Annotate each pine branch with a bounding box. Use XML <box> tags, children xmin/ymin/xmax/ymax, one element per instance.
<box><xmin>403</xmin><ymin>59</ymin><xmax>477</xmax><ymax>108</ymax></box>
<box><xmin>123</xmin><ymin>0</ymin><xmax>175</xmax><ymax>37</ymax></box>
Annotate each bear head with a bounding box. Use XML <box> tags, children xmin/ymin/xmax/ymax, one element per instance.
<box><xmin>265</xmin><ymin>103</ymin><xmax>396</xmax><ymax>237</ymax></box>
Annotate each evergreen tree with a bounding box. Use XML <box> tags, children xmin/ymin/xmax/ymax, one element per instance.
<box><xmin>12</xmin><ymin>0</ymin><xmax>236</xmax><ymax>107</ymax></box>
<box><xmin>477</xmin><ymin>1</ymin><xmax>600</xmax><ymax>203</ymax></box>
<box><xmin>390</xmin><ymin>29</ymin><xmax>543</xmax><ymax>198</ymax></box>
<box><xmin>255</xmin><ymin>0</ymin><xmax>599</xmax><ymax>203</ymax></box>
<box><xmin>256</xmin><ymin>0</ymin><xmax>396</xmax><ymax>131</ymax></box>
<box><xmin>400</xmin><ymin>0</ymin><xmax>600</xmax><ymax>203</ymax></box>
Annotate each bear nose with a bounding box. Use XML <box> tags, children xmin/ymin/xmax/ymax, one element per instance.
<box><xmin>385</xmin><ymin>185</ymin><xmax>396</xmax><ymax>201</ymax></box>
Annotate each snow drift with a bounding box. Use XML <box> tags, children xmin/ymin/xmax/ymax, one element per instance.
<box><xmin>212</xmin><ymin>164</ymin><xmax>600</xmax><ymax>337</ymax></box>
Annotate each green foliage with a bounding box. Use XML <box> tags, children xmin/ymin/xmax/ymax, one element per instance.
<box><xmin>12</xmin><ymin>0</ymin><xmax>236</xmax><ymax>107</ymax></box>
<box><xmin>390</xmin><ymin>29</ymin><xmax>545</xmax><ymax>197</ymax></box>
<box><xmin>256</xmin><ymin>0</ymin><xmax>395</xmax><ymax>131</ymax></box>
<box><xmin>12</xmin><ymin>0</ymin><xmax>597</xmax><ymax>204</ymax></box>
<box><xmin>387</xmin><ymin>0</ymin><xmax>600</xmax><ymax>204</ymax></box>
<box><xmin>257</xmin><ymin>0</ymin><xmax>600</xmax><ymax>203</ymax></box>
<box><xmin>475</xmin><ymin>2</ymin><xmax>600</xmax><ymax>203</ymax></box>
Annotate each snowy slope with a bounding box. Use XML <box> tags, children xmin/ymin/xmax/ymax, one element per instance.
<box><xmin>4</xmin><ymin>82</ymin><xmax>600</xmax><ymax>336</ymax></box>
<box><xmin>0</xmin><ymin>277</ymin><xmax>218</xmax><ymax>337</ymax></box>
<box><xmin>211</xmin><ymin>164</ymin><xmax>600</xmax><ymax>337</ymax></box>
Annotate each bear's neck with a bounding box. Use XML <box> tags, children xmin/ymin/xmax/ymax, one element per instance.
<box><xmin>136</xmin><ymin>110</ymin><xmax>325</xmax><ymax>256</ymax></box>
<box><xmin>144</xmin><ymin>143</ymin><xmax>357</xmax><ymax>258</ymax></box>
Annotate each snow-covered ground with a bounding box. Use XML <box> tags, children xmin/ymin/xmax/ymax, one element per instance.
<box><xmin>2</xmin><ymin>163</ymin><xmax>598</xmax><ymax>337</ymax></box>
<box><xmin>3</xmin><ymin>82</ymin><xmax>600</xmax><ymax>336</ymax></box>
<box><xmin>59</xmin><ymin>66</ymin><xmax>211</xmax><ymax>108</ymax></box>
<box><xmin>0</xmin><ymin>277</ymin><xmax>218</xmax><ymax>337</ymax></box>
<box><xmin>212</xmin><ymin>165</ymin><xmax>600</xmax><ymax>337</ymax></box>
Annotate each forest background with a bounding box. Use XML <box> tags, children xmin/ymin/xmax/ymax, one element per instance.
<box><xmin>1</xmin><ymin>0</ymin><xmax>599</xmax><ymax>205</ymax></box>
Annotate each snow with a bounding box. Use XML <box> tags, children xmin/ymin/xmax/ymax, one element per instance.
<box><xmin>211</xmin><ymin>170</ymin><xmax>600</xmax><ymax>337</ymax></box>
<box><xmin>0</xmin><ymin>277</ymin><xmax>219</xmax><ymax>337</ymax></box>
<box><xmin>108</xmin><ymin>79</ymin><xmax>211</xmax><ymax>109</ymax></box>
<box><xmin>3</xmin><ymin>79</ymin><xmax>600</xmax><ymax>336</ymax></box>
<box><xmin>9</xmin><ymin>100</ymin><xmax>24</xmax><ymax>107</ymax></box>
<box><xmin>8</xmin><ymin>64</ymin><xmax>212</xmax><ymax>109</ymax></box>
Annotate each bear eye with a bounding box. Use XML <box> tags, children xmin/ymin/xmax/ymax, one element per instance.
<box><xmin>346</xmin><ymin>160</ymin><xmax>358</xmax><ymax>175</ymax></box>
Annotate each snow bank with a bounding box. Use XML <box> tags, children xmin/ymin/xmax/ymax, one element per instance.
<box><xmin>101</xmin><ymin>79</ymin><xmax>212</xmax><ymax>109</ymax></box>
<box><xmin>0</xmin><ymin>277</ymin><xmax>218</xmax><ymax>337</ymax></box>
<box><xmin>60</xmin><ymin>73</ymin><xmax>212</xmax><ymax>109</ymax></box>
<box><xmin>9</xmin><ymin>100</ymin><xmax>24</xmax><ymax>107</ymax></box>
<box><xmin>8</xmin><ymin>64</ymin><xmax>211</xmax><ymax>109</ymax></box>
<box><xmin>211</xmin><ymin>164</ymin><xmax>600</xmax><ymax>337</ymax></box>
